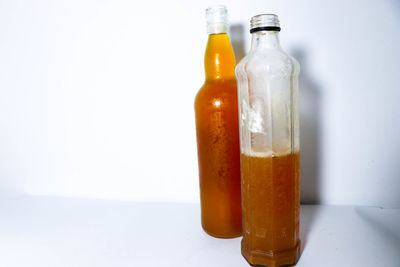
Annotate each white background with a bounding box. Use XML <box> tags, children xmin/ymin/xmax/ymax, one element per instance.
<box><xmin>1</xmin><ymin>0</ymin><xmax>399</xmax><ymax>207</ymax></box>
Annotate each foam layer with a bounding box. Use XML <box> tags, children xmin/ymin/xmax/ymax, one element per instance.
<box><xmin>241</xmin><ymin>148</ymin><xmax>299</xmax><ymax>158</ymax></box>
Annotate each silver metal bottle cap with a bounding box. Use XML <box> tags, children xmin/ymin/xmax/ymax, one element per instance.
<box><xmin>250</xmin><ymin>14</ymin><xmax>280</xmax><ymax>33</ymax></box>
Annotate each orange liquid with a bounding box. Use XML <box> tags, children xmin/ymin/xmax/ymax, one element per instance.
<box><xmin>194</xmin><ymin>33</ymin><xmax>242</xmax><ymax>238</ymax></box>
<box><xmin>241</xmin><ymin>152</ymin><xmax>300</xmax><ymax>266</ymax></box>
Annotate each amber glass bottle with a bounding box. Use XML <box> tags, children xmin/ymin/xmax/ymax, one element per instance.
<box><xmin>194</xmin><ymin>6</ymin><xmax>241</xmax><ymax>238</ymax></box>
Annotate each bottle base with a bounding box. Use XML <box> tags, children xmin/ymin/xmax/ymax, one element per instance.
<box><xmin>201</xmin><ymin>224</ymin><xmax>242</xmax><ymax>239</ymax></box>
<box><xmin>241</xmin><ymin>239</ymin><xmax>300</xmax><ymax>267</ymax></box>
<box><xmin>202</xmin><ymin>225</ymin><xmax>242</xmax><ymax>239</ymax></box>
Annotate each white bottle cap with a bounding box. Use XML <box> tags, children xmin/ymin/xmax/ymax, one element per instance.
<box><xmin>206</xmin><ymin>5</ymin><xmax>229</xmax><ymax>34</ymax></box>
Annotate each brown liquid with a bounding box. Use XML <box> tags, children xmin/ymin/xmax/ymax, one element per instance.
<box><xmin>241</xmin><ymin>152</ymin><xmax>300</xmax><ymax>266</ymax></box>
<box><xmin>194</xmin><ymin>33</ymin><xmax>242</xmax><ymax>238</ymax></box>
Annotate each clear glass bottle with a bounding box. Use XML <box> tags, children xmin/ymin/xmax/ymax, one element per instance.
<box><xmin>194</xmin><ymin>6</ymin><xmax>242</xmax><ymax>238</ymax></box>
<box><xmin>235</xmin><ymin>14</ymin><xmax>300</xmax><ymax>266</ymax></box>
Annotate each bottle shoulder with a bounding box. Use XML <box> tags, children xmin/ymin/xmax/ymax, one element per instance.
<box><xmin>195</xmin><ymin>79</ymin><xmax>238</xmax><ymax>108</ymax></box>
<box><xmin>197</xmin><ymin>79</ymin><xmax>237</xmax><ymax>95</ymax></box>
<box><xmin>236</xmin><ymin>48</ymin><xmax>300</xmax><ymax>78</ymax></box>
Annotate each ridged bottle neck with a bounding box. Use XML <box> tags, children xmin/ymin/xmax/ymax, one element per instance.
<box><xmin>250</xmin><ymin>31</ymin><xmax>281</xmax><ymax>51</ymax></box>
<box><xmin>204</xmin><ymin>33</ymin><xmax>236</xmax><ymax>80</ymax></box>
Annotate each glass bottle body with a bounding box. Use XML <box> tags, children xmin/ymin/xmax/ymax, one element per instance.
<box><xmin>195</xmin><ymin>32</ymin><xmax>242</xmax><ymax>238</ymax></box>
<box><xmin>236</xmin><ymin>26</ymin><xmax>300</xmax><ymax>265</ymax></box>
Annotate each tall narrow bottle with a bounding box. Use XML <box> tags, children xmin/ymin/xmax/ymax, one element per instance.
<box><xmin>194</xmin><ymin>6</ymin><xmax>242</xmax><ymax>238</ymax></box>
<box><xmin>236</xmin><ymin>14</ymin><xmax>301</xmax><ymax>266</ymax></box>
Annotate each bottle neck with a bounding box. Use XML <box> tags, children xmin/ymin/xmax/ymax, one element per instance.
<box><xmin>250</xmin><ymin>31</ymin><xmax>281</xmax><ymax>51</ymax></box>
<box><xmin>204</xmin><ymin>33</ymin><xmax>236</xmax><ymax>81</ymax></box>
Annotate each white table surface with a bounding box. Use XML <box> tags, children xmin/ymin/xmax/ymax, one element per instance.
<box><xmin>0</xmin><ymin>196</ymin><xmax>399</xmax><ymax>267</ymax></box>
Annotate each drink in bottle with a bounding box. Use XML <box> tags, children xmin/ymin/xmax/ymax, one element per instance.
<box><xmin>194</xmin><ymin>6</ymin><xmax>242</xmax><ymax>238</ymax></box>
<box><xmin>236</xmin><ymin>14</ymin><xmax>301</xmax><ymax>266</ymax></box>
